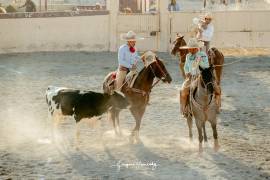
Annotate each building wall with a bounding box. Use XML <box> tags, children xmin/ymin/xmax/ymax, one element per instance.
<box><xmin>170</xmin><ymin>10</ymin><xmax>270</xmax><ymax>48</ymax></box>
<box><xmin>0</xmin><ymin>14</ymin><xmax>109</xmax><ymax>54</ymax></box>
<box><xmin>0</xmin><ymin>10</ymin><xmax>270</xmax><ymax>54</ymax></box>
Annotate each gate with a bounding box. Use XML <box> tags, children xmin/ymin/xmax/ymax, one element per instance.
<box><xmin>117</xmin><ymin>13</ymin><xmax>160</xmax><ymax>51</ymax></box>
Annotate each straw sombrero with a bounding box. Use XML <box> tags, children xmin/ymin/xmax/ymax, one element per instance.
<box><xmin>204</xmin><ymin>12</ymin><xmax>213</xmax><ymax>19</ymax></box>
<box><xmin>120</xmin><ymin>31</ymin><xmax>144</xmax><ymax>41</ymax></box>
<box><xmin>180</xmin><ymin>38</ymin><xmax>204</xmax><ymax>49</ymax></box>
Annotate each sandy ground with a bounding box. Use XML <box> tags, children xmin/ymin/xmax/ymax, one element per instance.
<box><xmin>0</xmin><ymin>51</ymin><xmax>269</xmax><ymax>180</ymax></box>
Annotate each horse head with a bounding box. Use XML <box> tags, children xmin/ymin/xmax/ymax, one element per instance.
<box><xmin>199</xmin><ymin>65</ymin><xmax>215</xmax><ymax>94</ymax></box>
<box><xmin>141</xmin><ymin>51</ymin><xmax>172</xmax><ymax>83</ymax></box>
<box><xmin>171</xmin><ymin>33</ymin><xmax>186</xmax><ymax>56</ymax></box>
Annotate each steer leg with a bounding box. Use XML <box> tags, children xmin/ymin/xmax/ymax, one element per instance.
<box><xmin>115</xmin><ymin>110</ymin><xmax>122</xmax><ymax>136</ymax></box>
<box><xmin>74</xmin><ymin>116</ymin><xmax>82</xmax><ymax>149</ymax></box>
<box><xmin>108</xmin><ymin>108</ymin><xmax>118</xmax><ymax>135</ymax></box>
<box><xmin>51</xmin><ymin>112</ymin><xmax>63</xmax><ymax>140</ymax></box>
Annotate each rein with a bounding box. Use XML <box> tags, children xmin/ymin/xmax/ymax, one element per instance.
<box><xmin>213</xmin><ymin>59</ymin><xmax>242</xmax><ymax>67</ymax></box>
<box><xmin>190</xmin><ymin>75</ymin><xmax>214</xmax><ymax>113</ymax></box>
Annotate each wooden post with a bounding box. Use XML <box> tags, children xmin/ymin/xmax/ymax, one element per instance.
<box><xmin>108</xmin><ymin>0</ymin><xmax>119</xmax><ymax>52</ymax></box>
<box><xmin>159</xmin><ymin>0</ymin><xmax>170</xmax><ymax>52</ymax></box>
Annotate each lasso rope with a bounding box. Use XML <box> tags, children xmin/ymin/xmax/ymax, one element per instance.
<box><xmin>213</xmin><ymin>59</ymin><xmax>242</xmax><ymax>67</ymax></box>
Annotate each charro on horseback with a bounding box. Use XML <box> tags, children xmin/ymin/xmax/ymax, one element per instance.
<box><xmin>179</xmin><ymin>38</ymin><xmax>221</xmax><ymax>118</ymax></box>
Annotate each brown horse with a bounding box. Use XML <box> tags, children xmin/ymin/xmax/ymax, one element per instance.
<box><xmin>171</xmin><ymin>34</ymin><xmax>224</xmax><ymax>86</ymax></box>
<box><xmin>103</xmin><ymin>51</ymin><xmax>172</xmax><ymax>143</ymax></box>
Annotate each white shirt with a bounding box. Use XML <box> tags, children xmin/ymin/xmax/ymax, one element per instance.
<box><xmin>201</xmin><ymin>23</ymin><xmax>214</xmax><ymax>42</ymax></box>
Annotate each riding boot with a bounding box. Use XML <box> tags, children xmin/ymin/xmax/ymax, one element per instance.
<box><xmin>180</xmin><ymin>90</ymin><xmax>189</xmax><ymax>117</ymax></box>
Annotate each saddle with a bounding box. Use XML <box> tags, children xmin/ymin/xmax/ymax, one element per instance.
<box><xmin>107</xmin><ymin>71</ymin><xmax>138</xmax><ymax>90</ymax></box>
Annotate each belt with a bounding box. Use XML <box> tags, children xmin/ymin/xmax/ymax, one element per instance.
<box><xmin>119</xmin><ymin>66</ymin><xmax>129</xmax><ymax>72</ymax></box>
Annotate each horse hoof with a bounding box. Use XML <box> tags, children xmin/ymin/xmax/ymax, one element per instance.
<box><xmin>199</xmin><ymin>143</ymin><xmax>203</xmax><ymax>154</ymax></box>
<box><xmin>214</xmin><ymin>140</ymin><xmax>220</xmax><ymax>152</ymax></box>
<box><xmin>129</xmin><ymin>136</ymin><xmax>135</xmax><ymax>144</ymax></box>
<box><xmin>214</xmin><ymin>144</ymin><xmax>220</xmax><ymax>152</ymax></box>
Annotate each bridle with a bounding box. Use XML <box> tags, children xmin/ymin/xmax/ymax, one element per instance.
<box><xmin>148</xmin><ymin>58</ymin><xmax>168</xmax><ymax>89</ymax></box>
<box><xmin>128</xmin><ymin>57</ymin><xmax>168</xmax><ymax>98</ymax></box>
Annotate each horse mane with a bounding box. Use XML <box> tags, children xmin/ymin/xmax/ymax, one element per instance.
<box><xmin>132</xmin><ymin>58</ymin><xmax>163</xmax><ymax>88</ymax></box>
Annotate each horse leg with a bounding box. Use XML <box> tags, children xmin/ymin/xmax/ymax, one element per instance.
<box><xmin>130</xmin><ymin>106</ymin><xmax>145</xmax><ymax>144</ymax></box>
<box><xmin>202</xmin><ymin>121</ymin><xmax>208</xmax><ymax>142</ymax></box>
<box><xmin>187</xmin><ymin>115</ymin><xmax>193</xmax><ymax>141</ymax></box>
<box><xmin>211</xmin><ymin>120</ymin><xmax>220</xmax><ymax>152</ymax></box>
<box><xmin>215</xmin><ymin>66</ymin><xmax>223</xmax><ymax>86</ymax></box>
<box><xmin>196</xmin><ymin>120</ymin><xmax>203</xmax><ymax>153</ymax></box>
<box><xmin>179</xmin><ymin>61</ymin><xmax>186</xmax><ymax>79</ymax></box>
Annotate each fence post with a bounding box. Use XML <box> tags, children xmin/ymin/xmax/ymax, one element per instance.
<box><xmin>159</xmin><ymin>0</ymin><xmax>170</xmax><ymax>52</ymax></box>
<box><xmin>107</xmin><ymin>0</ymin><xmax>119</xmax><ymax>52</ymax></box>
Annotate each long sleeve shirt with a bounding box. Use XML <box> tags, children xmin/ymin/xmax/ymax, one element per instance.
<box><xmin>184</xmin><ymin>51</ymin><xmax>209</xmax><ymax>75</ymax></box>
<box><xmin>201</xmin><ymin>24</ymin><xmax>214</xmax><ymax>42</ymax></box>
<box><xmin>118</xmin><ymin>44</ymin><xmax>141</xmax><ymax>69</ymax></box>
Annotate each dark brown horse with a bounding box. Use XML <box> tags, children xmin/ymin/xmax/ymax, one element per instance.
<box><xmin>171</xmin><ymin>34</ymin><xmax>224</xmax><ymax>86</ymax></box>
<box><xmin>103</xmin><ymin>51</ymin><xmax>172</xmax><ymax>143</ymax></box>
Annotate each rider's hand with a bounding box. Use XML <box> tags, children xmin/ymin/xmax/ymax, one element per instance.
<box><xmin>186</xmin><ymin>73</ymin><xmax>191</xmax><ymax>78</ymax></box>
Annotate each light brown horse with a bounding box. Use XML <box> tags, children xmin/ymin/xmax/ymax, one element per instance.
<box><xmin>103</xmin><ymin>52</ymin><xmax>172</xmax><ymax>143</ymax></box>
<box><xmin>187</xmin><ymin>65</ymin><xmax>220</xmax><ymax>153</ymax></box>
<box><xmin>171</xmin><ymin>34</ymin><xmax>224</xmax><ymax>86</ymax></box>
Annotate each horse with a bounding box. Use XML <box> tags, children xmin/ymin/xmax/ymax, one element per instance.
<box><xmin>171</xmin><ymin>34</ymin><xmax>224</xmax><ymax>86</ymax></box>
<box><xmin>103</xmin><ymin>51</ymin><xmax>172</xmax><ymax>143</ymax></box>
<box><xmin>186</xmin><ymin>65</ymin><xmax>220</xmax><ymax>153</ymax></box>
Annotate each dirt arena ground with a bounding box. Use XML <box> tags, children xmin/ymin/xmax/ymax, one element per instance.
<box><xmin>0</xmin><ymin>52</ymin><xmax>269</xmax><ymax>179</ymax></box>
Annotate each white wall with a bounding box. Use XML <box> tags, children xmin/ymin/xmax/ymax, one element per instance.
<box><xmin>0</xmin><ymin>15</ymin><xmax>109</xmax><ymax>54</ymax></box>
<box><xmin>170</xmin><ymin>10</ymin><xmax>270</xmax><ymax>48</ymax></box>
<box><xmin>0</xmin><ymin>10</ymin><xmax>270</xmax><ymax>54</ymax></box>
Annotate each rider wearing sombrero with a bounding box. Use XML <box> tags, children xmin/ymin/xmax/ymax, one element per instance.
<box><xmin>180</xmin><ymin>38</ymin><xmax>221</xmax><ymax>117</ymax></box>
<box><xmin>116</xmin><ymin>31</ymin><xmax>144</xmax><ymax>90</ymax></box>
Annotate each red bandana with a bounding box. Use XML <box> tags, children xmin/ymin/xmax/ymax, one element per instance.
<box><xmin>129</xmin><ymin>47</ymin><xmax>135</xmax><ymax>53</ymax></box>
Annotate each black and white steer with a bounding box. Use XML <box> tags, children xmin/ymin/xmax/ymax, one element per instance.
<box><xmin>46</xmin><ymin>86</ymin><xmax>129</xmax><ymax>139</ymax></box>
